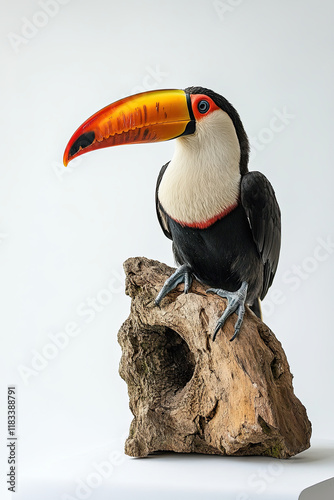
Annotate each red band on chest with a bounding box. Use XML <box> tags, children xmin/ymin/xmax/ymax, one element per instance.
<box><xmin>171</xmin><ymin>202</ymin><xmax>239</xmax><ymax>229</ymax></box>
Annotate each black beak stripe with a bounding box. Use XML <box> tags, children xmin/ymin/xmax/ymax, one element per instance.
<box><xmin>69</xmin><ymin>131</ymin><xmax>96</xmax><ymax>158</ymax></box>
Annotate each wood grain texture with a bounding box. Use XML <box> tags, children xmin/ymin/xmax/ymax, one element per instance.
<box><xmin>118</xmin><ymin>257</ymin><xmax>311</xmax><ymax>458</ymax></box>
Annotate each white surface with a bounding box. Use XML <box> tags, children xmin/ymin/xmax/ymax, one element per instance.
<box><xmin>1</xmin><ymin>0</ymin><xmax>334</xmax><ymax>498</ymax></box>
<box><xmin>14</xmin><ymin>440</ymin><xmax>334</xmax><ymax>500</ymax></box>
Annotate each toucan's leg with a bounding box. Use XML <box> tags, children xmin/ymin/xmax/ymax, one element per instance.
<box><xmin>155</xmin><ymin>264</ymin><xmax>193</xmax><ymax>306</ymax></box>
<box><xmin>206</xmin><ymin>282</ymin><xmax>248</xmax><ymax>342</ymax></box>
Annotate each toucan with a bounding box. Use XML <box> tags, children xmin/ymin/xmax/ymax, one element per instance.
<box><xmin>63</xmin><ymin>87</ymin><xmax>281</xmax><ymax>341</ymax></box>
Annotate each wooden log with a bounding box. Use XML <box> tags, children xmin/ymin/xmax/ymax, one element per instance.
<box><xmin>118</xmin><ymin>257</ymin><xmax>312</xmax><ymax>458</ymax></box>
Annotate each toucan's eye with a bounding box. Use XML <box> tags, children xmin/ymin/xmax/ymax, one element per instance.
<box><xmin>197</xmin><ymin>100</ymin><xmax>210</xmax><ymax>114</ymax></box>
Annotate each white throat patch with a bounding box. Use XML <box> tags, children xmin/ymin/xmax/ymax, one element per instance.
<box><xmin>158</xmin><ymin>109</ymin><xmax>241</xmax><ymax>225</ymax></box>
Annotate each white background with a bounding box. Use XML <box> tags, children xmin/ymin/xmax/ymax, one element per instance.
<box><xmin>1</xmin><ymin>0</ymin><xmax>334</xmax><ymax>498</ymax></box>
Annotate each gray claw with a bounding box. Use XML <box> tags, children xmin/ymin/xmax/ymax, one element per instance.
<box><xmin>155</xmin><ymin>264</ymin><xmax>193</xmax><ymax>305</ymax></box>
<box><xmin>208</xmin><ymin>282</ymin><xmax>248</xmax><ymax>342</ymax></box>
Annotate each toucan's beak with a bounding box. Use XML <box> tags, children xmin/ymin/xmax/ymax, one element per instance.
<box><xmin>63</xmin><ymin>89</ymin><xmax>195</xmax><ymax>166</ymax></box>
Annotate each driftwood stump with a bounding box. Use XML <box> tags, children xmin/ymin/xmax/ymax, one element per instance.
<box><xmin>118</xmin><ymin>257</ymin><xmax>311</xmax><ymax>458</ymax></box>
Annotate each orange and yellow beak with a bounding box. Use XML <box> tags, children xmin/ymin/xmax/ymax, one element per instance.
<box><xmin>63</xmin><ymin>89</ymin><xmax>195</xmax><ymax>166</ymax></box>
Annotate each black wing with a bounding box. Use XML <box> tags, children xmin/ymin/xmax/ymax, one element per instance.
<box><xmin>240</xmin><ymin>171</ymin><xmax>281</xmax><ymax>300</ymax></box>
<box><xmin>155</xmin><ymin>161</ymin><xmax>172</xmax><ymax>240</ymax></box>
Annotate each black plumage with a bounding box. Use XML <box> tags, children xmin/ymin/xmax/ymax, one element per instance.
<box><xmin>156</xmin><ymin>87</ymin><xmax>281</xmax><ymax>316</ymax></box>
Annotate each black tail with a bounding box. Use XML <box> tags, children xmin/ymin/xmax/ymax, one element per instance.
<box><xmin>249</xmin><ymin>297</ymin><xmax>262</xmax><ymax>320</ymax></box>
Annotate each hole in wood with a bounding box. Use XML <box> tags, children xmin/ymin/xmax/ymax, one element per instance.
<box><xmin>133</xmin><ymin>325</ymin><xmax>196</xmax><ymax>402</ymax></box>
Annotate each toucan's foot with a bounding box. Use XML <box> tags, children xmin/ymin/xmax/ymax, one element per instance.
<box><xmin>206</xmin><ymin>282</ymin><xmax>248</xmax><ymax>342</ymax></box>
<box><xmin>155</xmin><ymin>264</ymin><xmax>193</xmax><ymax>306</ymax></box>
